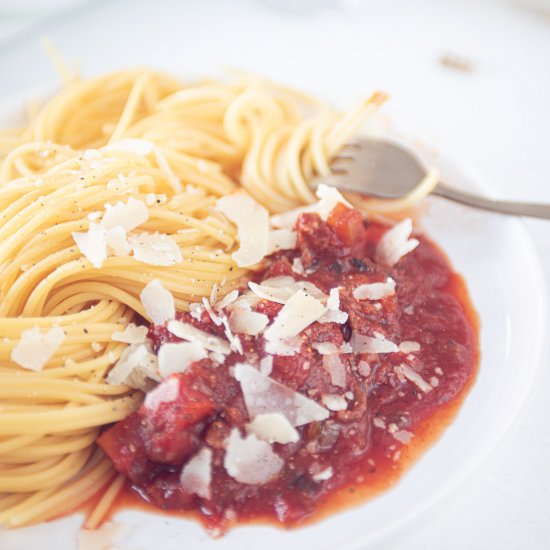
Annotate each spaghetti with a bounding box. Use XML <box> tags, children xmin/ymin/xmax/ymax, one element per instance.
<box><xmin>0</xmin><ymin>67</ymin><xmax>429</xmax><ymax>528</ymax></box>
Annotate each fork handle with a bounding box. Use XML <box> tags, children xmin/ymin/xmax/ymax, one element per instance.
<box><xmin>433</xmin><ymin>182</ymin><xmax>550</xmax><ymax>220</ymax></box>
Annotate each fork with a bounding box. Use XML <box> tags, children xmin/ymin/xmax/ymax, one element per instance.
<box><xmin>317</xmin><ymin>138</ymin><xmax>550</xmax><ymax>219</ymax></box>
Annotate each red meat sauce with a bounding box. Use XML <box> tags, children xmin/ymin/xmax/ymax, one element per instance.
<box><xmin>98</xmin><ymin>203</ymin><xmax>478</xmax><ymax>534</ymax></box>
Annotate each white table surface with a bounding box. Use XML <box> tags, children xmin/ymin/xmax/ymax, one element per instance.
<box><xmin>0</xmin><ymin>1</ymin><xmax>549</xmax><ymax>549</ymax></box>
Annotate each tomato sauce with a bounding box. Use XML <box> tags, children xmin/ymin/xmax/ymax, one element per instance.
<box><xmin>98</xmin><ymin>205</ymin><xmax>478</xmax><ymax>535</ymax></box>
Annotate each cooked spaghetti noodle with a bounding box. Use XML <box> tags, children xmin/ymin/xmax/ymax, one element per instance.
<box><xmin>0</xmin><ymin>68</ymin><xmax>431</xmax><ymax>528</ymax></box>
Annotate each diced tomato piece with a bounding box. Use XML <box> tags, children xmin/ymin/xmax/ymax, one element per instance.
<box><xmin>144</xmin><ymin>423</ymin><xmax>202</xmax><ymax>464</ymax></box>
<box><xmin>138</xmin><ymin>374</ymin><xmax>217</xmax><ymax>464</ymax></box>
<box><xmin>148</xmin><ymin>312</ymin><xmax>227</xmax><ymax>353</ymax></box>
<box><xmin>296</xmin><ymin>212</ymin><xmax>344</xmax><ymax>263</ymax></box>
<box><xmin>327</xmin><ymin>203</ymin><xmax>367</xmax><ymax>255</ymax></box>
<box><xmin>98</xmin><ymin>415</ymin><xmax>153</xmax><ymax>484</ymax></box>
<box><xmin>141</xmin><ymin>374</ymin><xmax>216</xmax><ymax>433</ymax></box>
<box><xmin>261</xmin><ymin>257</ymin><xmax>294</xmax><ymax>278</ymax></box>
<box><xmin>255</xmin><ymin>299</ymin><xmax>283</xmax><ymax>319</ymax></box>
<box><xmin>271</xmin><ymin>352</ymin><xmax>312</xmax><ymax>390</ymax></box>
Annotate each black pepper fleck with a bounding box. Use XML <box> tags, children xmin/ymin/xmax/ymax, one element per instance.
<box><xmin>350</xmin><ymin>258</ymin><xmax>369</xmax><ymax>272</ymax></box>
<box><xmin>342</xmin><ymin>321</ymin><xmax>352</xmax><ymax>342</ymax></box>
<box><xmin>328</xmin><ymin>261</ymin><xmax>344</xmax><ymax>274</ymax></box>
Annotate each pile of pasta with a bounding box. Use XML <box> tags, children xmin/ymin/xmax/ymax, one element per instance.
<box><xmin>0</xmin><ymin>68</ymin><xmax>392</xmax><ymax>528</ymax></box>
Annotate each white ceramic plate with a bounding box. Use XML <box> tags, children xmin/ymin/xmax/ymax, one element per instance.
<box><xmin>0</xmin><ymin>84</ymin><xmax>547</xmax><ymax>550</ymax></box>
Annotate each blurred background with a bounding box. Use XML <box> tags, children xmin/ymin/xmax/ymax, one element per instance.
<box><xmin>0</xmin><ymin>1</ymin><xmax>549</xmax><ymax>548</ymax></box>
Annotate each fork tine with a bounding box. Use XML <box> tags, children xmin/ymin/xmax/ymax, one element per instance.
<box><xmin>331</xmin><ymin>154</ymin><xmax>355</xmax><ymax>162</ymax></box>
<box><xmin>330</xmin><ymin>157</ymin><xmax>354</xmax><ymax>171</ymax></box>
<box><xmin>329</xmin><ymin>169</ymin><xmax>349</xmax><ymax>176</ymax></box>
<box><xmin>339</xmin><ymin>141</ymin><xmax>361</xmax><ymax>151</ymax></box>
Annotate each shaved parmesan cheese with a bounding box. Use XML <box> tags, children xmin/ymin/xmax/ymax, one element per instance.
<box><xmin>87</xmin><ymin>210</ymin><xmax>101</xmax><ymax>221</ymax></box>
<box><xmin>259</xmin><ymin>355</ymin><xmax>273</xmax><ymax>376</ymax></box>
<box><xmin>321</xmin><ymin>394</ymin><xmax>348</xmax><ymax>411</ymax></box>
<box><xmin>73</xmin><ymin>211</ymin><xmax>138</xmax><ymax>268</ymax></box>
<box><xmin>11</xmin><ymin>326</ymin><xmax>65</xmax><ymax>371</ymax></box>
<box><xmin>167</xmin><ymin>320</ymin><xmax>231</xmax><ymax>355</ymax></box>
<box><xmin>101</xmin><ymin>198</ymin><xmax>149</xmax><ymax>232</ymax></box>
<box><xmin>104</xmin><ymin>226</ymin><xmax>131</xmax><ymax>257</ymax></box>
<box><xmin>103</xmin><ymin>138</ymin><xmax>154</xmax><ymax>156</ymax></box>
<box><xmin>314</xmin><ymin>183</ymin><xmax>352</xmax><ymax>220</ymax></box>
<box><xmin>129</xmin><ymin>232</ymin><xmax>182</xmax><ymax>266</ymax></box>
<box><xmin>158</xmin><ymin>342</ymin><xmax>208</xmax><ymax>377</ymax></box>
<box><xmin>373</xmin><ymin>417</ymin><xmax>386</xmax><ymax>429</ymax></box>
<box><xmin>267</xmin><ymin>229</ymin><xmax>297</xmax><ymax>254</ymax></box>
<box><xmin>318</xmin><ymin>308</ymin><xmax>348</xmax><ymax>325</ymax></box>
<box><xmin>83</xmin><ymin>149</ymin><xmax>101</xmax><ymax>161</ymax></box>
<box><xmin>248</xmin><ymin>277</ymin><xmax>326</xmax><ymax>305</ymax></box>
<box><xmin>393</xmin><ymin>429</ymin><xmax>413</xmax><ymax>444</ymax></box>
<box><xmin>216</xmin><ymin>290</ymin><xmax>239</xmax><ymax>310</ymax></box>
<box><xmin>350</xmin><ymin>332</ymin><xmax>399</xmax><ymax>354</ymax></box>
<box><xmin>264</xmin><ymin>289</ymin><xmax>325</xmax><ymax>342</ymax></box>
<box><xmin>229</xmin><ymin>293</ymin><xmax>260</xmax><ymax>313</ymax></box>
<box><xmin>353</xmin><ymin>278</ymin><xmax>396</xmax><ymax>300</ymax></box>
<box><xmin>221</xmin><ymin>316</ymin><xmax>243</xmax><ymax>354</ymax></box>
<box><xmin>319</xmin><ymin>287</ymin><xmax>348</xmax><ymax>324</ymax></box>
<box><xmin>248</xmin><ymin>281</ymin><xmax>294</xmax><ymax>304</ymax></box>
<box><xmin>140</xmin><ymin>279</ymin><xmax>175</xmax><ymax>325</ymax></box>
<box><xmin>310</xmin><ymin>465</ymin><xmax>334</xmax><ymax>481</ymax></box>
<box><xmin>327</xmin><ymin>288</ymin><xmax>340</xmax><ymax>310</ymax></box>
<box><xmin>323</xmin><ymin>354</ymin><xmax>346</xmax><ymax>387</ymax></box>
<box><xmin>394</xmin><ymin>364</ymin><xmax>433</xmax><ymax>393</ymax></box>
<box><xmin>357</xmin><ymin>361</ymin><xmax>371</xmax><ymax>377</ymax></box>
<box><xmin>72</xmin><ymin>227</ymin><xmax>107</xmax><ymax>268</ymax></box>
<box><xmin>269</xmin><ymin>206</ymin><xmax>308</xmax><ymax>231</ymax></box>
<box><xmin>224</xmin><ymin>429</ymin><xmax>283</xmax><ymax>485</ymax></box>
<box><xmin>313</xmin><ymin>342</ymin><xmax>340</xmax><ymax>355</ymax></box>
<box><xmin>209</xmin><ymin>283</ymin><xmax>219</xmax><ymax>306</ymax></box>
<box><xmin>262</xmin><ymin>276</ymin><xmax>298</xmax><ymax>288</ymax></box>
<box><xmin>216</xmin><ymin>192</ymin><xmax>269</xmax><ymax>267</ymax></box>
<box><xmin>112</xmin><ymin>323</ymin><xmax>148</xmax><ymax>344</ymax></box>
<box><xmin>229</xmin><ymin>309</ymin><xmax>268</xmax><ymax>336</ymax></box>
<box><xmin>234</xmin><ymin>363</ymin><xmax>329</xmax><ymax>426</ymax></box>
<box><xmin>189</xmin><ymin>302</ymin><xmax>204</xmax><ymax>321</ymax></box>
<box><xmin>399</xmin><ymin>341</ymin><xmax>421</xmax><ymax>353</ymax></box>
<box><xmin>144</xmin><ymin>375</ymin><xmax>179</xmax><ymax>410</ymax></box>
<box><xmin>269</xmin><ymin>184</ymin><xmax>351</xmax><ymax>229</ymax></box>
<box><xmin>376</xmin><ymin>218</ymin><xmax>419</xmax><ymax>267</ymax></box>
<box><xmin>291</xmin><ymin>258</ymin><xmax>305</xmax><ymax>275</ymax></box>
<box><xmin>264</xmin><ymin>336</ymin><xmax>302</xmax><ymax>356</ymax></box>
<box><xmin>145</xmin><ymin>193</ymin><xmax>167</xmax><ymax>206</ymax></box>
<box><xmin>180</xmin><ymin>447</ymin><xmax>212</xmax><ymax>499</ymax></box>
<box><xmin>341</xmin><ymin>342</ymin><xmax>353</xmax><ymax>354</ymax></box>
<box><xmin>202</xmin><ymin>297</ymin><xmax>223</xmax><ymax>326</ymax></box>
<box><xmin>78</xmin><ymin>522</ymin><xmax>128</xmax><ymax>550</ymax></box>
<box><xmin>247</xmin><ymin>413</ymin><xmax>299</xmax><ymax>444</ymax></box>
<box><xmin>107</xmin><ymin>343</ymin><xmax>160</xmax><ymax>389</ymax></box>
<box><xmin>209</xmin><ymin>351</ymin><xmax>226</xmax><ymax>365</ymax></box>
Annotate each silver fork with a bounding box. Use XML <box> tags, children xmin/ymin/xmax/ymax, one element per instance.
<box><xmin>316</xmin><ymin>138</ymin><xmax>550</xmax><ymax>219</ymax></box>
